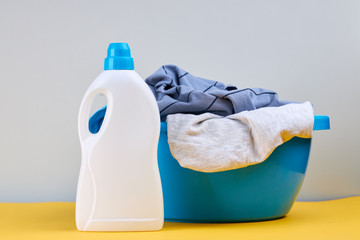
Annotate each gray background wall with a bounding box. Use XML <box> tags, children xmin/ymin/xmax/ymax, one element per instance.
<box><xmin>0</xmin><ymin>0</ymin><xmax>359</xmax><ymax>202</ymax></box>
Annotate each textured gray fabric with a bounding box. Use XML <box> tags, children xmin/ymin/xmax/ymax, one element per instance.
<box><xmin>145</xmin><ymin>65</ymin><xmax>292</xmax><ymax>121</ymax></box>
<box><xmin>167</xmin><ymin>102</ymin><xmax>314</xmax><ymax>172</ymax></box>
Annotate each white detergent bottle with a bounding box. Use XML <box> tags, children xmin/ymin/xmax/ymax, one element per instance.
<box><xmin>76</xmin><ymin>43</ymin><xmax>163</xmax><ymax>231</ymax></box>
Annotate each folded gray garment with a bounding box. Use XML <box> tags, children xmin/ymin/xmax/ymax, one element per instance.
<box><xmin>145</xmin><ymin>65</ymin><xmax>292</xmax><ymax>121</ymax></box>
<box><xmin>167</xmin><ymin>102</ymin><xmax>314</xmax><ymax>172</ymax></box>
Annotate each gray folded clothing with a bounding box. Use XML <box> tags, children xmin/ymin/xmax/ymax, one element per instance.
<box><xmin>145</xmin><ymin>65</ymin><xmax>292</xmax><ymax>121</ymax></box>
<box><xmin>167</xmin><ymin>102</ymin><xmax>314</xmax><ymax>172</ymax></box>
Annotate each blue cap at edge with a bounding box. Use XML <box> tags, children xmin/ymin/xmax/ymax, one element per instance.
<box><xmin>104</xmin><ymin>43</ymin><xmax>134</xmax><ymax>70</ymax></box>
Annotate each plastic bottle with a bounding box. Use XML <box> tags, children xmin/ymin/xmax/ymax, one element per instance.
<box><xmin>75</xmin><ymin>43</ymin><xmax>163</xmax><ymax>231</ymax></box>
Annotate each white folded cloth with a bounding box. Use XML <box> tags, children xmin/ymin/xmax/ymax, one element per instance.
<box><xmin>166</xmin><ymin>102</ymin><xmax>314</xmax><ymax>172</ymax></box>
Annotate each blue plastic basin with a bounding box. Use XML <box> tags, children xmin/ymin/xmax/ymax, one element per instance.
<box><xmin>158</xmin><ymin>115</ymin><xmax>330</xmax><ymax>222</ymax></box>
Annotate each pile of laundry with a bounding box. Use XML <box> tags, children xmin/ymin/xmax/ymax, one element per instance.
<box><xmin>89</xmin><ymin>65</ymin><xmax>314</xmax><ymax>173</ymax></box>
<box><xmin>145</xmin><ymin>65</ymin><xmax>314</xmax><ymax>172</ymax></box>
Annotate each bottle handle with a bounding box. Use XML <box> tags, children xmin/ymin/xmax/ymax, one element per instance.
<box><xmin>78</xmin><ymin>88</ymin><xmax>111</xmax><ymax>143</ymax></box>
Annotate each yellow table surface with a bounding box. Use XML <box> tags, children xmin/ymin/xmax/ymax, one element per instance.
<box><xmin>1</xmin><ymin>197</ymin><xmax>359</xmax><ymax>240</ymax></box>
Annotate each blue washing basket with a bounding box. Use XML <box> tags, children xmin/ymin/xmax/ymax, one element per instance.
<box><xmin>158</xmin><ymin>115</ymin><xmax>330</xmax><ymax>222</ymax></box>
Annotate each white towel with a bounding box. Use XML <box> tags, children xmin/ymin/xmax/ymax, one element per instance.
<box><xmin>166</xmin><ymin>102</ymin><xmax>314</xmax><ymax>172</ymax></box>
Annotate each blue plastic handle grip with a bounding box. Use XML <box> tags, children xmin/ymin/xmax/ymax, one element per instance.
<box><xmin>313</xmin><ymin>115</ymin><xmax>330</xmax><ymax>130</ymax></box>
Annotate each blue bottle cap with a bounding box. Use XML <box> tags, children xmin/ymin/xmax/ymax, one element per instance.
<box><xmin>104</xmin><ymin>43</ymin><xmax>134</xmax><ymax>70</ymax></box>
